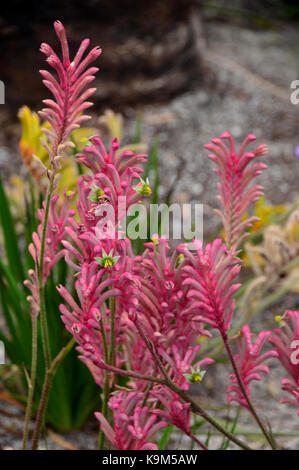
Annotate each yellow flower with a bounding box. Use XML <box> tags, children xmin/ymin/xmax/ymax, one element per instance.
<box><xmin>18</xmin><ymin>106</ymin><xmax>97</xmax><ymax>198</ymax></box>
<box><xmin>251</xmin><ymin>197</ymin><xmax>287</xmax><ymax>233</ymax></box>
<box><xmin>99</xmin><ymin>109</ymin><xmax>123</xmax><ymax>142</ymax></box>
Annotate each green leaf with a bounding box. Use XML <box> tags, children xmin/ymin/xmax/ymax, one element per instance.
<box><xmin>221</xmin><ymin>407</ymin><xmax>240</xmax><ymax>450</ymax></box>
<box><xmin>158</xmin><ymin>424</ymin><xmax>173</xmax><ymax>450</ymax></box>
<box><xmin>0</xmin><ymin>177</ymin><xmax>25</xmax><ymax>282</ymax></box>
<box><xmin>132</xmin><ymin>114</ymin><xmax>143</xmax><ymax>145</ymax></box>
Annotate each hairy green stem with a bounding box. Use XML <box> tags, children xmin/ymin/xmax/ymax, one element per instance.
<box><xmin>187</xmin><ymin>431</ymin><xmax>208</xmax><ymax>450</ymax></box>
<box><xmin>38</xmin><ymin>176</ymin><xmax>55</xmax><ymax>370</ymax></box>
<box><xmin>97</xmin><ymin>361</ymin><xmax>166</xmax><ymax>385</ymax></box>
<box><xmin>31</xmin><ymin>338</ymin><xmax>74</xmax><ymax>450</ymax></box>
<box><xmin>98</xmin><ymin>318</ymin><xmax>110</xmax><ymax>450</ymax></box>
<box><xmin>22</xmin><ymin>314</ymin><xmax>38</xmax><ymax>449</ymax></box>
<box><xmin>98</xmin><ymin>297</ymin><xmax>117</xmax><ymax>450</ymax></box>
<box><xmin>134</xmin><ymin>319</ymin><xmax>251</xmax><ymax>450</ymax></box>
<box><xmin>28</xmin><ymin>175</ymin><xmax>55</xmax><ymax>449</ymax></box>
<box><xmin>109</xmin><ymin>297</ymin><xmax>116</xmax><ymax>367</ymax></box>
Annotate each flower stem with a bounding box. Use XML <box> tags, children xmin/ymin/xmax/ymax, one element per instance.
<box><xmin>98</xmin><ymin>318</ymin><xmax>110</xmax><ymax>450</ymax></box>
<box><xmin>221</xmin><ymin>330</ymin><xmax>276</xmax><ymax>450</ymax></box>
<box><xmin>134</xmin><ymin>319</ymin><xmax>252</xmax><ymax>450</ymax></box>
<box><xmin>187</xmin><ymin>431</ymin><xmax>208</xmax><ymax>450</ymax></box>
<box><xmin>22</xmin><ymin>314</ymin><xmax>38</xmax><ymax>450</ymax></box>
<box><xmin>31</xmin><ymin>338</ymin><xmax>74</xmax><ymax>450</ymax></box>
<box><xmin>109</xmin><ymin>296</ymin><xmax>116</xmax><ymax>367</ymax></box>
<box><xmin>97</xmin><ymin>361</ymin><xmax>166</xmax><ymax>385</ymax></box>
<box><xmin>98</xmin><ymin>297</ymin><xmax>117</xmax><ymax>449</ymax></box>
<box><xmin>38</xmin><ymin>176</ymin><xmax>55</xmax><ymax>370</ymax></box>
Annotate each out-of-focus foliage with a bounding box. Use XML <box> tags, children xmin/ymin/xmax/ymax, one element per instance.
<box><xmin>247</xmin><ymin>197</ymin><xmax>287</xmax><ymax>235</ymax></box>
<box><xmin>241</xmin><ymin>203</ymin><xmax>299</xmax><ymax>321</ymax></box>
<box><xmin>242</xmin><ymin>197</ymin><xmax>288</xmax><ymax>266</ymax></box>
<box><xmin>18</xmin><ymin>106</ymin><xmax>97</xmax><ymax>195</ymax></box>
<box><xmin>0</xmin><ymin>109</ymin><xmax>156</xmax><ymax>431</ymax></box>
<box><xmin>246</xmin><ymin>206</ymin><xmax>299</xmax><ymax>281</ymax></box>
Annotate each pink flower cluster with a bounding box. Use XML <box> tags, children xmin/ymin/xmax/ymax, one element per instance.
<box><xmin>270</xmin><ymin>310</ymin><xmax>299</xmax><ymax>415</ymax></box>
<box><xmin>39</xmin><ymin>20</ymin><xmax>101</xmax><ymax>166</ymax></box>
<box><xmin>34</xmin><ymin>22</ymin><xmax>299</xmax><ymax>450</ymax></box>
<box><xmin>95</xmin><ymin>391</ymin><xmax>168</xmax><ymax>450</ymax></box>
<box><xmin>25</xmin><ymin>20</ymin><xmax>101</xmax><ymax>315</ymax></box>
<box><xmin>25</xmin><ymin>191</ymin><xmax>75</xmax><ymax>315</ymax></box>
<box><xmin>204</xmin><ymin>132</ymin><xmax>267</xmax><ymax>250</ymax></box>
<box><xmin>227</xmin><ymin>325</ymin><xmax>278</xmax><ymax>408</ymax></box>
<box><xmin>56</xmin><ymin>129</ymin><xmax>275</xmax><ymax>448</ymax></box>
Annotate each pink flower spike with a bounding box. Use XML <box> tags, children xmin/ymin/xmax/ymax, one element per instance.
<box><xmin>95</xmin><ymin>392</ymin><xmax>167</xmax><ymax>450</ymax></box>
<box><xmin>151</xmin><ymin>387</ymin><xmax>192</xmax><ymax>435</ymax></box>
<box><xmin>270</xmin><ymin>310</ymin><xmax>299</xmax><ymax>415</ymax></box>
<box><xmin>227</xmin><ymin>325</ymin><xmax>278</xmax><ymax>408</ymax></box>
<box><xmin>179</xmin><ymin>238</ymin><xmax>241</xmax><ymax>334</ymax></box>
<box><xmin>204</xmin><ymin>132</ymin><xmax>268</xmax><ymax>251</ymax></box>
<box><xmin>39</xmin><ymin>21</ymin><xmax>101</xmax><ymax>163</ymax></box>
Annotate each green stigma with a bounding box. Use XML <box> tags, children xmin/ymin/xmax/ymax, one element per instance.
<box><xmin>88</xmin><ymin>184</ymin><xmax>105</xmax><ymax>203</ymax></box>
<box><xmin>134</xmin><ymin>177</ymin><xmax>151</xmax><ymax>197</ymax></box>
<box><xmin>95</xmin><ymin>249</ymin><xmax>120</xmax><ymax>269</ymax></box>
<box><xmin>184</xmin><ymin>367</ymin><xmax>206</xmax><ymax>384</ymax></box>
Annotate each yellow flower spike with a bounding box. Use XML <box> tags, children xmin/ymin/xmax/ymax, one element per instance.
<box><xmin>18</xmin><ymin>106</ymin><xmax>50</xmax><ymax>164</ymax></box>
<box><xmin>6</xmin><ymin>175</ymin><xmax>26</xmax><ymax>214</ymax></box>
<box><xmin>71</xmin><ymin>127</ymin><xmax>98</xmax><ymax>151</ymax></box>
<box><xmin>197</xmin><ymin>335</ymin><xmax>208</xmax><ymax>343</ymax></box>
<box><xmin>285</xmin><ymin>213</ymin><xmax>299</xmax><ymax>244</ymax></box>
<box><xmin>18</xmin><ymin>106</ymin><xmax>83</xmax><ymax>202</ymax></box>
<box><xmin>99</xmin><ymin>109</ymin><xmax>123</xmax><ymax>142</ymax></box>
<box><xmin>250</xmin><ymin>197</ymin><xmax>287</xmax><ymax>234</ymax></box>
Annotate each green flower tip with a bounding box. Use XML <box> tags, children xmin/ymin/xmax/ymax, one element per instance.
<box><xmin>88</xmin><ymin>184</ymin><xmax>105</xmax><ymax>203</ymax></box>
<box><xmin>176</xmin><ymin>253</ymin><xmax>184</xmax><ymax>267</ymax></box>
<box><xmin>134</xmin><ymin>177</ymin><xmax>151</xmax><ymax>197</ymax></box>
<box><xmin>274</xmin><ymin>313</ymin><xmax>287</xmax><ymax>328</ymax></box>
<box><xmin>80</xmin><ymin>136</ymin><xmax>96</xmax><ymax>147</ymax></box>
<box><xmin>184</xmin><ymin>367</ymin><xmax>206</xmax><ymax>384</ymax></box>
<box><xmin>95</xmin><ymin>249</ymin><xmax>120</xmax><ymax>269</ymax></box>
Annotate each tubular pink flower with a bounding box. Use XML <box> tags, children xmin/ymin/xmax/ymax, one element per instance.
<box><xmin>95</xmin><ymin>391</ymin><xmax>168</xmax><ymax>450</ymax></box>
<box><xmin>179</xmin><ymin>238</ymin><xmax>241</xmax><ymax>334</ymax></box>
<box><xmin>151</xmin><ymin>386</ymin><xmax>192</xmax><ymax>435</ymax></box>
<box><xmin>24</xmin><ymin>191</ymin><xmax>75</xmax><ymax>316</ymax></box>
<box><xmin>270</xmin><ymin>310</ymin><xmax>299</xmax><ymax>415</ymax></box>
<box><xmin>133</xmin><ymin>236</ymin><xmax>210</xmax><ymax>353</ymax></box>
<box><xmin>61</xmin><ymin>137</ymin><xmax>148</xmax><ymax>269</ymax></box>
<box><xmin>204</xmin><ymin>132</ymin><xmax>267</xmax><ymax>250</ymax></box>
<box><xmin>39</xmin><ymin>21</ymin><xmax>101</xmax><ymax>167</ymax></box>
<box><xmin>57</xmin><ymin>136</ymin><xmax>149</xmax><ymax>389</ymax></box>
<box><xmin>58</xmin><ymin>249</ymin><xmax>139</xmax><ymax>387</ymax></box>
<box><xmin>227</xmin><ymin>325</ymin><xmax>278</xmax><ymax>408</ymax></box>
<box><xmin>158</xmin><ymin>344</ymin><xmax>214</xmax><ymax>390</ymax></box>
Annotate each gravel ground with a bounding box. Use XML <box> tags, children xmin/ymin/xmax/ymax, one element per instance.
<box><xmin>121</xmin><ymin>21</ymin><xmax>299</xmax><ymax>235</ymax></box>
<box><xmin>1</xmin><ymin>19</ymin><xmax>299</xmax><ymax>450</ymax></box>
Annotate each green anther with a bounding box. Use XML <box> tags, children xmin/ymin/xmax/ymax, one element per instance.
<box><xmin>95</xmin><ymin>249</ymin><xmax>120</xmax><ymax>269</ymax></box>
<box><xmin>134</xmin><ymin>177</ymin><xmax>151</xmax><ymax>197</ymax></box>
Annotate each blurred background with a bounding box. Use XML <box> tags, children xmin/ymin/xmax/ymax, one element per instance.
<box><xmin>1</xmin><ymin>1</ymin><xmax>299</xmax><ymax>449</ymax></box>
<box><xmin>1</xmin><ymin>0</ymin><xmax>299</xmax><ymax>234</ymax></box>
